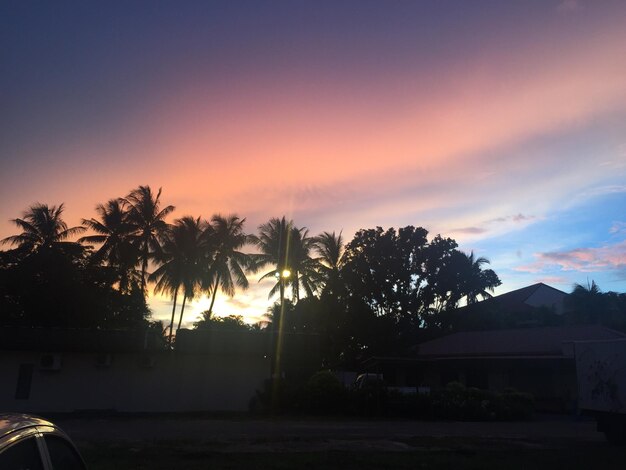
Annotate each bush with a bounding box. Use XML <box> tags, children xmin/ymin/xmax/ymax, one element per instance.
<box><xmin>428</xmin><ymin>382</ymin><xmax>533</xmax><ymax>421</ymax></box>
<box><xmin>251</xmin><ymin>373</ymin><xmax>534</xmax><ymax>421</ymax></box>
<box><xmin>300</xmin><ymin>370</ymin><xmax>347</xmax><ymax>414</ymax></box>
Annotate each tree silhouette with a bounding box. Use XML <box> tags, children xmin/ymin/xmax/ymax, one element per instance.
<box><xmin>123</xmin><ymin>186</ymin><xmax>175</xmax><ymax>293</ymax></box>
<box><xmin>203</xmin><ymin>214</ymin><xmax>252</xmax><ymax>319</ymax></box>
<box><xmin>79</xmin><ymin>199</ymin><xmax>140</xmax><ymax>292</ymax></box>
<box><xmin>313</xmin><ymin>230</ymin><xmax>345</xmax><ymax>295</ymax></box>
<box><xmin>251</xmin><ymin>217</ymin><xmax>320</xmax><ymax>303</ymax></box>
<box><xmin>150</xmin><ymin>216</ymin><xmax>205</xmax><ymax>344</ymax></box>
<box><xmin>1</xmin><ymin>203</ymin><xmax>85</xmax><ymax>255</ymax></box>
<box><xmin>463</xmin><ymin>251</ymin><xmax>501</xmax><ymax>304</ymax></box>
<box><xmin>1</xmin><ymin>203</ymin><xmax>150</xmax><ymax>328</ymax></box>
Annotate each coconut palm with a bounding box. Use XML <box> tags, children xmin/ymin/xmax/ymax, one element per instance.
<box><xmin>463</xmin><ymin>251</ymin><xmax>501</xmax><ymax>304</ymax></box>
<box><xmin>150</xmin><ymin>216</ymin><xmax>206</xmax><ymax>344</ymax></box>
<box><xmin>1</xmin><ymin>203</ymin><xmax>85</xmax><ymax>254</ymax></box>
<box><xmin>79</xmin><ymin>199</ymin><xmax>140</xmax><ymax>292</ymax></box>
<box><xmin>566</xmin><ymin>280</ymin><xmax>606</xmax><ymax>323</ymax></box>
<box><xmin>313</xmin><ymin>230</ymin><xmax>344</xmax><ymax>295</ymax></box>
<box><xmin>203</xmin><ymin>214</ymin><xmax>252</xmax><ymax>319</ymax></box>
<box><xmin>250</xmin><ymin>216</ymin><xmax>320</xmax><ymax>303</ymax></box>
<box><xmin>123</xmin><ymin>186</ymin><xmax>175</xmax><ymax>292</ymax></box>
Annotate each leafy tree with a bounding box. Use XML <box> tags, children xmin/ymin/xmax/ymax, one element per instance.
<box><xmin>123</xmin><ymin>186</ymin><xmax>175</xmax><ymax>292</ymax></box>
<box><xmin>342</xmin><ymin>226</ymin><xmax>429</xmax><ymax>320</ymax></box>
<box><xmin>193</xmin><ymin>313</ymin><xmax>256</xmax><ymax>331</ymax></box>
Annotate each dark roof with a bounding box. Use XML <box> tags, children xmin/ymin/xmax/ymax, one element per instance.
<box><xmin>0</xmin><ymin>328</ymin><xmax>166</xmax><ymax>352</ymax></box>
<box><xmin>454</xmin><ymin>282</ymin><xmax>568</xmax><ymax>315</ymax></box>
<box><xmin>415</xmin><ymin>325</ymin><xmax>626</xmax><ymax>358</ymax></box>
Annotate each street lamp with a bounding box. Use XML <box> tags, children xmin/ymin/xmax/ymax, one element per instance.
<box><xmin>272</xmin><ymin>267</ymin><xmax>291</xmax><ymax>384</ymax></box>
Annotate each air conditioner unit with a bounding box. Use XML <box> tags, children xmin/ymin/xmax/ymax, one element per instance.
<box><xmin>40</xmin><ymin>354</ymin><xmax>62</xmax><ymax>371</ymax></box>
<box><xmin>95</xmin><ymin>353</ymin><xmax>113</xmax><ymax>368</ymax></box>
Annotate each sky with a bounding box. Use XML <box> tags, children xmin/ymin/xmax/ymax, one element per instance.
<box><xmin>1</xmin><ymin>0</ymin><xmax>625</xmax><ymax>326</ymax></box>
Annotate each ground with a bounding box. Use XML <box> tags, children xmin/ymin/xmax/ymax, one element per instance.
<box><xmin>52</xmin><ymin>414</ymin><xmax>624</xmax><ymax>469</ymax></box>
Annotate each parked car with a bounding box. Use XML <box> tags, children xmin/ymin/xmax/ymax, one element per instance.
<box><xmin>0</xmin><ymin>413</ymin><xmax>86</xmax><ymax>469</ymax></box>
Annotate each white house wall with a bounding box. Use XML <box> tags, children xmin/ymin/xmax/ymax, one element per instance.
<box><xmin>0</xmin><ymin>351</ymin><xmax>270</xmax><ymax>413</ymax></box>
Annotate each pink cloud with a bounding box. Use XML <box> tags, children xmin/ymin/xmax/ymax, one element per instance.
<box><xmin>517</xmin><ymin>241</ymin><xmax>626</xmax><ymax>273</ymax></box>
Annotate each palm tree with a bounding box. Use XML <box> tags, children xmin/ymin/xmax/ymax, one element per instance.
<box><xmin>313</xmin><ymin>231</ymin><xmax>344</xmax><ymax>295</ymax></box>
<box><xmin>79</xmin><ymin>199</ymin><xmax>140</xmax><ymax>292</ymax></box>
<box><xmin>463</xmin><ymin>251</ymin><xmax>501</xmax><ymax>304</ymax></box>
<box><xmin>123</xmin><ymin>186</ymin><xmax>175</xmax><ymax>292</ymax></box>
<box><xmin>203</xmin><ymin>214</ymin><xmax>252</xmax><ymax>319</ymax></box>
<box><xmin>566</xmin><ymin>280</ymin><xmax>605</xmax><ymax>323</ymax></box>
<box><xmin>1</xmin><ymin>203</ymin><xmax>85</xmax><ymax>254</ymax></box>
<box><xmin>250</xmin><ymin>217</ymin><xmax>320</xmax><ymax>303</ymax></box>
<box><xmin>150</xmin><ymin>216</ymin><xmax>206</xmax><ymax>344</ymax></box>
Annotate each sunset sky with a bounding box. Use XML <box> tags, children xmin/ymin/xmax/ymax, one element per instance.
<box><xmin>2</xmin><ymin>0</ymin><xmax>625</xmax><ymax>326</ymax></box>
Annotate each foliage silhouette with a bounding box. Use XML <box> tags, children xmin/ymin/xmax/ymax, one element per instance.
<box><xmin>123</xmin><ymin>186</ymin><xmax>175</xmax><ymax>293</ymax></box>
<box><xmin>250</xmin><ymin>217</ymin><xmax>321</xmax><ymax>303</ymax></box>
<box><xmin>149</xmin><ymin>216</ymin><xmax>206</xmax><ymax>344</ymax></box>
<box><xmin>203</xmin><ymin>214</ymin><xmax>252</xmax><ymax>319</ymax></box>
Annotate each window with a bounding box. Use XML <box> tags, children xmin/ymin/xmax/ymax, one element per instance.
<box><xmin>0</xmin><ymin>436</ymin><xmax>44</xmax><ymax>470</ymax></box>
<box><xmin>44</xmin><ymin>436</ymin><xmax>86</xmax><ymax>470</ymax></box>
<box><xmin>15</xmin><ymin>364</ymin><xmax>34</xmax><ymax>399</ymax></box>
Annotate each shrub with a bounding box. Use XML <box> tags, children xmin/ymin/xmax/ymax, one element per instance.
<box><xmin>428</xmin><ymin>382</ymin><xmax>533</xmax><ymax>421</ymax></box>
<box><xmin>300</xmin><ymin>370</ymin><xmax>347</xmax><ymax>414</ymax></box>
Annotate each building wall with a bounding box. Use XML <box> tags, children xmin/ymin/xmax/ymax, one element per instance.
<box><xmin>0</xmin><ymin>350</ymin><xmax>270</xmax><ymax>413</ymax></box>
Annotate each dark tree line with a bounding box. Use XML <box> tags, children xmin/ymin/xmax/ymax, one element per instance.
<box><xmin>1</xmin><ymin>185</ymin><xmax>503</xmax><ymax>361</ymax></box>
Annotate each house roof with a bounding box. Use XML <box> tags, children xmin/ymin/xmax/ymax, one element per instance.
<box><xmin>415</xmin><ymin>325</ymin><xmax>626</xmax><ymax>358</ymax></box>
<box><xmin>454</xmin><ymin>282</ymin><xmax>568</xmax><ymax>315</ymax></box>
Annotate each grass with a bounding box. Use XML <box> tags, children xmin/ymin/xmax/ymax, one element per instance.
<box><xmin>79</xmin><ymin>438</ymin><xmax>625</xmax><ymax>470</ymax></box>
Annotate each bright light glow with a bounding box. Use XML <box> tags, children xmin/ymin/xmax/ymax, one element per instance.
<box><xmin>282</xmin><ymin>269</ymin><xmax>291</xmax><ymax>279</ymax></box>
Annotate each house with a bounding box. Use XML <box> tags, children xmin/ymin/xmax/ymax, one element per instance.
<box><xmin>362</xmin><ymin>325</ymin><xmax>626</xmax><ymax>411</ymax></box>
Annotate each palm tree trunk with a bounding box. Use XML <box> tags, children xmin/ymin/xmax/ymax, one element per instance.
<box><xmin>207</xmin><ymin>273</ymin><xmax>221</xmax><ymax>318</ymax></box>
<box><xmin>140</xmin><ymin>255</ymin><xmax>148</xmax><ymax>293</ymax></box>
<box><xmin>177</xmin><ymin>293</ymin><xmax>188</xmax><ymax>332</ymax></box>
<box><xmin>168</xmin><ymin>287</ymin><xmax>179</xmax><ymax>345</ymax></box>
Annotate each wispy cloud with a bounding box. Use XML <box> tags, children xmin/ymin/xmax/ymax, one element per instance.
<box><xmin>535</xmin><ymin>276</ymin><xmax>570</xmax><ymax>285</ymax></box>
<box><xmin>610</xmin><ymin>221</ymin><xmax>626</xmax><ymax>235</ymax></box>
<box><xmin>517</xmin><ymin>240</ymin><xmax>626</xmax><ymax>273</ymax></box>
<box><xmin>575</xmin><ymin>185</ymin><xmax>626</xmax><ymax>201</ymax></box>
<box><xmin>488</xmin><ymin>213</ymin><xmax>537</xmax><ymax>224</ymax></box>
<box><xmin>450</xmin><ymin>213</ymin><xmax>538</xmax><ymax>239</ymax></box>
<box><xmin>450</xmin><ymin>227</ymin><xmax>488</xmax><ymax>235</ymax></box>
